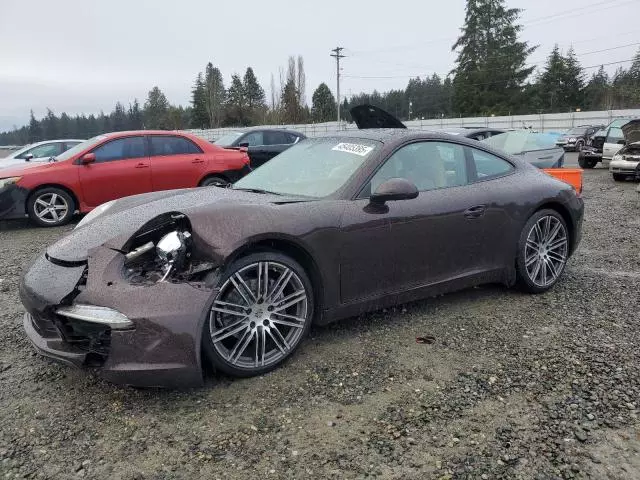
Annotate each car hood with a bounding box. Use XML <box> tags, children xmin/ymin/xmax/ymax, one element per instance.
<box><xmin>0</xmin><ymin>160</ymin><xmax>60</xmax><ymax>176</ymax></box>
<box><xmin>622</xmin><ymin>119</ymin><xmax>640</xmax><ymax>144</ymax></box>
<box><xmin>47</xmin><ymin>188</ymin><xmax>307</xmax><ymax>263</ymax></box>
<box><xmin>350</xmin><ymin>105</ymin><xmax>407</xmax><ymax>129</ymax></box>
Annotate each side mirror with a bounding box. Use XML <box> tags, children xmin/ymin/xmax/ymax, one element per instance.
<box><xmin>616</xmin><ymin>139</ymin><xmax>626</xmax><ymax>145</ymax></box>
<box><xmin>24</xmin><ymin>153</ymin><xmax>34</xmax><ymax>161</ymax></box>
<box><xmin>238</xmin><ymin>142</ymin><xmax>250</xmax><ymax>148</ymax></box>
<box><xmin>81</xmin><ymin>152</ymin><xmax>96</xmax><ymax>164</ymax></box>
<box><xmin>370</xmin><ymin>178</ymin><xmax>419</xmax><ymax>205</ymax></box>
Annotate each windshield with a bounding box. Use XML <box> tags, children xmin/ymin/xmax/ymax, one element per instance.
<box><xmin>233</xmin><ymin>137</ymin><xmax>381</xmax><ymax>197</ymax></box>
<box><xmin>609</xmin><ymin>118</ymin><xmax>633</xmax><ymax>128</ymax></box>
<box><xmin>54</xmin><ymin>135</ymin><xmax>107</xmax><ymax>162</ymax></box>
<box><xmin>566</xmin><ymin>128</ymin><xmax>587</xmax><ymax>135</ymax></box>
<box><xmin>214</xmin><ymin>132</ymin><xmax>243</xmax><ymax>147</ymax></box>
<box><xmin>482</xmin><ymin>131</ymin><xmax>559</xmax><ymax>154</ymax></box>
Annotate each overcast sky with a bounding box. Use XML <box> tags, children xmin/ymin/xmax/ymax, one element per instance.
<box><xmin>1</xmin><ymin>0</ymin><xmax>639</xmax><ymax>131</ymax></box>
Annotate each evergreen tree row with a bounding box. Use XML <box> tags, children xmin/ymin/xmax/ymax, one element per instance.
<box><xmin>3</xmin><ymin>0</ymin><xmax>640</xmax><ymax>145</ymax></box>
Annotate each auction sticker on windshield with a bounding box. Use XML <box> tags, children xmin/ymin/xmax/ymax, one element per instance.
<box><xmin>332</xmin><ymin>143</ymin><xmax>374</xmax><ymax>156</ymax></box>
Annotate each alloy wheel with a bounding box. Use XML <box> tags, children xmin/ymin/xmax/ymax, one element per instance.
<box><xmin>209</xmin><ymin>261</ymin><xmax>309</xmax><ymax>369</ymax></box>
<box><xmin>33</xmin><ymin>193</ymin><xmax>69</xmax><ymax>224</ymax></box>
<box><xmin>524</xmin><ymin>215</ymin><xmax>568</xmax><ymax>288</ymax></box>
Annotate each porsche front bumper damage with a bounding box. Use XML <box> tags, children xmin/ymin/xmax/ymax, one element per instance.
<box><xmin>20</xmin><ymin>246</ymin><xmax>217</xmax><ymax>388</ymax></box>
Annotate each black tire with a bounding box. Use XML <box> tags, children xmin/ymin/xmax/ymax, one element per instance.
<box><xmin>578</xmin><ymin>154</ymin><xmax>597</xmax><ymax>169</ymax></box>
<box><xmin>200</xmin><ymin>176</ymin><xmax>228</xmax><ymax>188</ymax></box>
<box><xmin>575</xmin><ymin>140</ymin><xmax>584</xmax><ymax>152</ymax></box>
<box><xmin>27</xmin><ymin>187</ymin><xmax>75</xmax><ymax>227</ymax></box>
<box><xmin>612</xmin><ymin>173</ymin><xmax>626</xmax><ymax>182</ymax></box>
<box><xmin>203</xmin><ymin>251</ymin><xmax>314</xmax><ymax>377</ymax></box>
<box><xmin>516</xmin><ymin>209</ymin><xmax>569</xmax><ymax>294</ymax></box>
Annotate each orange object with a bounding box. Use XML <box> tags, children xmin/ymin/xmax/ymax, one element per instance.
<box><xmin>543</xmin><ymin>168</ymin><xmax>583</xmax><ymax>194</ymax></box>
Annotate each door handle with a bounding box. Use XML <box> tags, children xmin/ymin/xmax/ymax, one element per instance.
<box><xmin>537</xmin><ymin>155</ymin><xmax>553</xmax><ymax>160</ymax></box>
<box><xmin>134</xmin><ymin>162</ymin><xmax>149</xmax><ymax>168</ymax></box>
<box><xmin>191</xmin><ymin>158</ymin><xmax>204</xmax><ymax>164</ymax></box>
<box><xmin>464</xmin><ymin>205</ymin><xmax>486</xmax><ymax>218</ymax></box>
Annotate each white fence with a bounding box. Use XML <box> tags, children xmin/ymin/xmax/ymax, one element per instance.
<box><xmin>187</xmin><ymin>109</ymin><xmax>640</xmax><ymax>141</ymax></box>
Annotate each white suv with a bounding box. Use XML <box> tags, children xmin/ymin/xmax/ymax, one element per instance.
<box><xmin>609</xmin><ymin>119</ymin><xmax>640</xmax><ymax>182</ymax></box>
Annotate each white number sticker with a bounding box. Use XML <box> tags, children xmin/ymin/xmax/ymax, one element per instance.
<box><xmin>332</xmin><ymin>142</ymin><xmax>374</xmax><ymax>156</ymax></box>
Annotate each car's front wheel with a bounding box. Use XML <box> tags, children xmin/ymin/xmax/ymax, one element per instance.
<box><xmin>578</xmin><ymin>154</ymin><xmax>597</xmax><ymax>169</ymax></box>
<box><xmin>612</xmin><ymin>173</ymin><xmax>626</xmax><ymax>182</ymax></box>
<box><xmin>27</xmin><ymin>187</ymin><xmax>75</xmax><ymax>227</ymax></box>
<box><xmin>516</xmin><ymin>209</ymin><xmax>569</xmax><ymax>293</ymax></box>
<box><xmin>203</xmin><ymin>252</ymin><xmax>314</xmax><ymax>377</ymax></box>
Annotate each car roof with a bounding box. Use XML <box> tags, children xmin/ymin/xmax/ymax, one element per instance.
<box><xmin>244</xmin><ymin>127</ymin><xmax>305</xmax><ymax>136</ymax></box>
<box><xmin>103</xmin><ymin>130</ymin><xmax>193</xmax><ymax>137</ymax></box>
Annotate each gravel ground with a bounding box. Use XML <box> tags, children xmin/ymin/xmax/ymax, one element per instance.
<box><xmin>1</xmin><ymin>158</ymin><xmax>639</xmax><ymax>479</ymax></box>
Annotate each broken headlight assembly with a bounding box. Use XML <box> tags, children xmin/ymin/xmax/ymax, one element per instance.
<box><xmin>122</xmin><ymin>212</ymin><xmax>215</xmax><ymax>284</ymax></box>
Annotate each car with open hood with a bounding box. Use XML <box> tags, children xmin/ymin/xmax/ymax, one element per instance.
<box><xmin>20</xmin><ymin>127</ymin><xmax>583</xmax><ymax>387</ymax></box>
<box><xmin>0</xmin><ymin>131</ymin><xmax>250</xmax><ymax>227</ymax></box>
<box><xmin>350</xmin><ymin>105</ymin><xmax>563</xmax><ymax>168</ymax></box>
<box><xmin>578</xmin><ymin>118</ymin><xmax>639</xmax><ymax>169</ymax></box>
<box><xmin>609</xmin><ymin>119</ymin><xmax>640</xmax><ymax>181</ymax></box>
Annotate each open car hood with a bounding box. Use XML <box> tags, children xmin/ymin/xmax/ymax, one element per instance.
<box><xmin>622</xmin><ymin>119</ymin><xmax>640</xmax><ymax>144</ymax></box>
<box><xmin>350</xmin><ymin>105</ymin><xmax>407</xmax><ymax>129</ymax></box>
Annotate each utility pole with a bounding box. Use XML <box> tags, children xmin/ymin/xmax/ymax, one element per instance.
<box><xmin>330</xmin><ymin>47</ymin><xmax>345</xmax><ymax>124</ymax></box>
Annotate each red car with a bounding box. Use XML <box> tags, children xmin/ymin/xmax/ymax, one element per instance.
<box><xmin>0</xmin><ymin>131</ymin><xmax>250</xmax><ymax>227</ymax></box>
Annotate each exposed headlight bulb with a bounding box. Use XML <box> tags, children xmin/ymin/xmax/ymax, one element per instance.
<box><xmin>156</xmin><ymin>230</ymin><xmax>192</xmax><ymax>281</ymax></box>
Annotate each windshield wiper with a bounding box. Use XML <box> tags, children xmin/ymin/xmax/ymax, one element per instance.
<box><xmin>233</xmin><ymin>187</ymin><xmax>282</xmax><ymax>195</ymax></box>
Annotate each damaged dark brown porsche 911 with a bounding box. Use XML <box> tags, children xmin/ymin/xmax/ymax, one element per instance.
<box><xmin>20</xmin><ymin>126</ymin><xmax>584</xmax><ymax>387</ymax></box>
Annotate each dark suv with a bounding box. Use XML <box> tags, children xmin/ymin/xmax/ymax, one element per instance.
<box><xmin>555</xmin><ymin>125</ymin><xmax>604</xmax><ymax>152</ymax></box>
<box><xmin>214</xmin><ymin>128</ymin><xmax>306</xmax><ymax>169</ymax></box>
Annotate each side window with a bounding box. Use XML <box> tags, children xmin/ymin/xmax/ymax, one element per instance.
<box><xmin>150</xmin><ymin>136</ymin><xmax>202</xmax><ymax>156</ymax></box>
<box><xmin>63</xmin><ymin>141</ymin><xmax>81</xmax><ymax>152</ymax></box>
<box><xmin>469</xmin><ymin>148</ymin><xmax>514</xmax><ymax>181</ymax></box>
<box><xmin>19</xmin><ymin>143</ymin><xmax>62</xmax><ymax>159</ymax></box>
<box><xmin>367</xmin><ymin>141</ymin><xmax>468</xmax><ymax>195</ymax></box>
<box><xmin>265</xmin><ymin>131</ymin><xmax>290</xmax><ymax>145</ymax></box>
<box><xmin>286</xmin><ymin>133</ymin><xmax>300</xmax><ymax>144</ymax></box>
<box><xmin>92</xmin><ymin>137</ymin><xmax>146</xmax><ymax>163</ymax></box>
<box><xmin>606</xmin><ymin>127</ymin><xmax>624</xmax><ymax>144</ymax></box>
<box><xmin>242</xmin><ymin>131</ymin><xmax>264</xmax><ymax>146</ymax></box>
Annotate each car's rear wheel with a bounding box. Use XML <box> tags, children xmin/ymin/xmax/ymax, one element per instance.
<box><xmin>578</xmin><ymin>154</ymin><xmax>597</xmax><ymax>169</ymax></box>
<box><xmin>203</xmin><ymin>252</ymin><xmax>314</xmax><ymax>377</ymax></box>
<box><xmin>200</xmin><ymin>176</ymin><xmax>228</xmax><ymax>188</ymax></box>
<box><xmin>612</xmin><ymin>173</ymin><xmax>626</xmax><ymax>182</ymax></box>
<box><xmin>27</xmin><ymin>187</ymin><xmax>75</xmax><ymax>227</ymax></box>
<box><xmin>516</xmin><ymin>209</ymin><xmax>569</xmax><ymax>293</ymax></box>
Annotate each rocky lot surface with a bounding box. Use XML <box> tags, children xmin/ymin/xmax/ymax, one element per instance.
<box><xmin>1</xmin><ymin>160</ymin><xmax>639</xmax><ymax>479</ymax></box>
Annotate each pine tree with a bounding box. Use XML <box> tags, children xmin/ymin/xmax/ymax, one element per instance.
<box><xmin>28</xmin><ymin>110</ymin><xmax>41</xmax><ymax>142</ymax></box>
<box><xmin>58</xmin><ymin>113</ymin><xmax>73</xmax><ymax>138</ymax></box>
<box><xmin>204</xmin><ymin>63</ymin><xmax>226</xmax><ymax>128</ymax></box>
<box><xmin>190</xmin><ymin>72</ymin><xmax>209</xmax><ymax>129</ymax></box>
<box><xmin>224</xmin><ymin>74</ymin><xmax>248</xmax><ymax>126</ymax></box>
<box><xmin>281</xmin><ymin>79</ymin><xmax>301</xmax><ymax>124</ymax></box>
<box><xmin>128</xmin><ymin>99</ymin><xmax>144</xmax><ymax>130</ymax></box>
<box><xmin>537</xmin><ymin>45</ymin><xmax>584</xmax><ymax>111</ymax></box>
<box><xmin>583</xmin><ymin>66</ymin><xmax>610</xmax><ymax>110</ymax></box>
<box><xmin>41</xmin><ymin>109</ymin><xmax>59</xmax><ymax>140</ymax></box>
<box><xmin>311</xmin><ymin>83</ymin><xmax>337</xmax><ymax>122</ymax></box>
<box><xmin>144</xmin><ymin>86</ymin><xmax>169</xmax><ymax>129</ymax></box>
<box><xmin>452</xmin><ymin>0</ymin><xmax>536</xmax><ymax>115</ymax></box>
<box><xmin>111</xmin><ymin>102</ymin><xmax>128</xmax><ymax>131</ymax></box>
<box><xmin>243</xmin><ymin>67</ymin><xmax>266</xmax><ymax>124</ymax></box>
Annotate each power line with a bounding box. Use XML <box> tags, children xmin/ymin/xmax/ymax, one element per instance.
<box><xmin>346</xmin><ymin>0</ymin><xmax>636</xmax><ymax>57</ymax></box>
<box><xmin>344</xmin><ymin>42</ymin><xmax>640</xmax><ymax>80</ymax></box>
<box><xmin>342</xmin><ymin>58</ymin><xmax>636</xmax><ymax>82</ymax></box>
<box><xmin>330</xmin><ymin>47</ymin><xmax>346</xmax><ymax>123</ymax></box>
